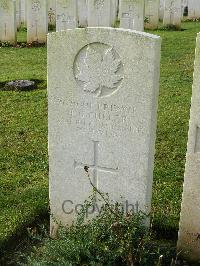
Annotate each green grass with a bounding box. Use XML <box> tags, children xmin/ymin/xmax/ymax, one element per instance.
<box><xmin>0</xmin><ymin>22</ymin><xmax>200</xmax><ymax>253</ymax></box>
<box><xmin>150</xmin><ymin>22</ymin><xmax>199</xmax><ymax>233</ymax></box>
<box><xmin>16</xmin><ymin>28</ymin><xmax>27</xmax><ymax>43</ymax></box>
<box><xmin>0</xmin><ymin>36</ymin><xmax>48</xmax><ymax>248</ymax></box>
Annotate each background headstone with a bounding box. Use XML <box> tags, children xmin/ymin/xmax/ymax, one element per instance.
<box><xmin>48</xmin><ymin>27</ymin><xmax>161</xmax><ymax>234</ymax></box>
<box><xmin>78</xmin><ymin>0</ymin><xmax>87</xmax><ymax>27</ymax></box>
<box><xmin>16</xmin><ymin>0</ymin><xmax>21</xmax><ymax>29</ymax></box>
<box><xmin>188</xmin><ymin>0</ymin><xmax>200</xmax><ymax>19</ymax></box>
<box><xmin>163</xmin><ymin>0</ymin><xmax>182</xmax><ymax>29</ymax></box>
<box><xmin>0</xmin><ymin>0</ymin><xmax>17</xmax><ymax>44</ymax></box>
<box><xmin>27</xmin><ymin>0</ymin><xmax>48</xmax><ymax>43</ymax></box>
<box><xmin>145</xmin><ymin>0</ymin><xmax>159</xmax><ymax>29</ymax></box>
<box><xmin>178</xmin><ymin>32</ymin><xmax>200</xmax><ymax>262</ymax></box>
<box><xmin>56</xmin><ymin>0</ymin><xmax>78</xmax><ymax>31</ymax></box>
<box><xmin>118</xmin><ymin>0</ymin><xmax>122</xmax><ymax>19</ymax></box>
<box><xmin>159</xmin><ymin>0</ymin><xmax>164</xmax><ymax>20</ymax></box>
<box><xmin>87</xmin><ymin>0</ymin><xmax>112</xmax><ymax>27</ymax></box>
<box><xmin>20</xmin><ymin>0</ymin><xmax>27</xmax><ymax>26</ymax></box>
<box><xmin>120</xmin><ymin>0</ymin><xmax>145</xmax><ymax>31</ymax></box>
<box><xmin>110</xmin><ymin>0</ymin><xmax>119</xmax><ymax>27</ymax></box>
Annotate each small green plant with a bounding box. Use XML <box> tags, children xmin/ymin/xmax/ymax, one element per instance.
<box><xmin>19</xmin><ymin>25</ymin><xmax>27</xmax><ymax>32</ymax></box>
<box><xmin>20</xmin><ymin>42</ymin><xmax>27</xmax><ymax>48</ymax></box>
<box><xmin>144</xmin><ymin>16</ymin><xmax>149</xmax><ymax>23</ymax></box>
<box><xmin>48</xmin><ymin>24</ymin><xmax>56</xmax><ymax>32</ymax></box>
<box><xmin>113</xmin><ymin>18</ymin><xmax>120</xmax><ymax>28</ymax></box>
<box><xmin>26</xmin><ymin>188</ymin><xmax>176</xmax><ymax>265</ymax></box>
<box><xmin>0</xmin><ymin>41</ymin><xmax>12</xmax><ymax>47</ymax></box>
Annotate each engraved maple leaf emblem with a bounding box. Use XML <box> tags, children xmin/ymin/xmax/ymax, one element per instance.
<box><xmin>0</xmin><ymin>1</ymin><xmax>8</xmax><ymax>10</ymax></box>
<box><xmin>76</xmin><ymin>46</ymin><xmax>123</xmax><ymax>96</ymax></box>
<box><xmin>32</xmin><ymin>0</ymin><xmax>41</xmax><ymax>11</ymax></box>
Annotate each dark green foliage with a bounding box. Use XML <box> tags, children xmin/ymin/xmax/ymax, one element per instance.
<box><xmin>48</xmin><ymin>24</ymin><xmax>56</xmax><ymax>32</ymax></box>
<box><xmin>27</xmin><ymin>196</ymin><xmax>176</xmax><ymax>265</ymax></box>
<box><xmin>0</xmin><ymin>41</ymin><xmax>12</xmax><ymax>47</ymax></box>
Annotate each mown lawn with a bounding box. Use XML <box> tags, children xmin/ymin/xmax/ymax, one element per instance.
<box><xmin>151</xmin><ymin>22</ymin><xmax>199</xmax><ymax>233</ymax></box>
<box><xmin>0</xmin><ymin>22</ymin><xmax>200</xmax><ymax>253</ymax></box>
<box><xmin>0</xmin><ymin>42</ymin><xmax>48</xmax><ymax>248</ymax></box>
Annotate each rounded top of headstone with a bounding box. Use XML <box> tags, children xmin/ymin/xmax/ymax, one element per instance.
<box><xmin>4</xmin><ymin>80</ymin><xmax>37</xmax><ymax>91</ymax></box>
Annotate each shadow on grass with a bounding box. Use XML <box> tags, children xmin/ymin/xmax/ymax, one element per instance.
<box><xmin>0</xmin><ymin>211</ymin><xmax>49</xmax><ymax>265</ymax></box>
<box><xmin>158</xmin><ymin>27</ymin><xmax>187</xmax><ymax>32</ymax></box>
<box><xmin>153</xmin><ymin>223</ymin><xmax>178</xmax><ymax>241</ymax></box>
<box><xmin>30</xmin><ymin>79</ymin><xmax>47</xmax><ymax>90</ymax></box>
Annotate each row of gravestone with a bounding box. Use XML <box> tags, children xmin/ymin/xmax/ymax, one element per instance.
<box><xmin>48</xmin><ymin>26</ymin><xmax>200</xmax><ymax>263</ymax></box>
<box><xmin>0</xmin><ymin>0</ymin><xmax>195</xmax><ymax>45</ymax></box>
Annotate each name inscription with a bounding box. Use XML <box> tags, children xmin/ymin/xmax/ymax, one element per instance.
<box><xmin>52</xmin><ymin>97</ymin><xmax>145</xmax><ymax>138</ymax></box>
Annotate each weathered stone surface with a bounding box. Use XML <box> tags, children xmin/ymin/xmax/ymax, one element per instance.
<box><xmin>0</xmin><ymin>0</ymin><xmax>17</xmax><ymax>44</ymax></box>
<box><xmin>87</xmin><ymin>0</ymin><xmax>112</xmax><ymax>27</ymax></box>
<box><xmin>163</xmin><ymin>0</ymin><xmax>182</xmax><ymax>29</ymax></box>
<box><xmin>159</xmin><ymin>0</ymin><xmax>164</xmax><ymax>20</ymax></box>
<box><xmin>118</xmin><ymin>0</ymin><xmax>122</xmax><ymax>19</ymax></box>
<box><xmin>27</xmin><ymin>0</ymin><xmax>48</xmax><ymax>43</ymax></box>
<box><xmin>4</xmin><ymin>80</ymin><xmax>36</xmax><ymax>91</ymax></box>
<box><xmin>178</xmin><ymin>33</ymin><xmax>200</xmax><ymax>262</ymax></box>
<box><xmin>48</xmin><ymin>28</ymin><xmax>161</xmax><ymax>234</ymax></box>
<box><xmin>56</xmin><ymin>0</ymin><xmax>78</xmax><ymax>31</ymax></box>
<box><xmin>120</xmin><ymin>0</ymin><xmax>145</xmax><ymax>31</ymax></box>
<box><xmin>16</xmin><ymin>0</ymin><xmax>21</xmax><ymax>29</ymax></box>
<box><xmin>188</xmin><ymin>0</ymin><xmax>200</xmax><ymax>19</ymax></box>
<box><xmin>20</xmin><ymin>0</ymin><xmax>27</xmax><ymax>26</ymax></box>
<box><xmin>145</xmin><ymin>0</ymin><xmax>159</xmax><ymax>29</ymax></box>
<box><xmin>110</xmin><ymin>0</ymin><xmax>118</xmax><ymax>26</ymax></box>
<box><xmin>78</xmin><ymin>0</ymin><xmax>87</xmax><ymax>27</ymax></box>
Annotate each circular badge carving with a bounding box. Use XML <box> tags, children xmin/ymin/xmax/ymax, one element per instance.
<box><xmin>32</xmin><ymin>0</ymin><xmax>41</xmax><ymax>12</ymax></box>
<box><xmin>0</xmin><ymin>0</ymin><xmax>9</xmax><ymax>11</ymax></box>
<box><xmin>95</xmin><ymin>0</ymin><xmax>105</xmax><ymax>9</ymax></box>
<box><xmin>74</xmin><ymin>43</ymin><xmax>124</xmax><ymax>98</ymax></box>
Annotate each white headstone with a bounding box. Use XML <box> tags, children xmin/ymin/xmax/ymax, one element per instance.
<box><xmin>0</xmin><ymin>0</ymin><xmax>17</xmax><ymax>44</ymax></box>
<box><xmin>159</xmin><ymin>0</ymin><xmax>164</xmax><ymax>20</ymax></box>
<box><xmin>188</xmin><ymin>0</ymin><xmax>200</xmax><ymax>19</ymax></box>
<box><xmin>163</xmin><ymin>0</ymin><xmax>182</xmax><ymax>29</ymax></box>
<box><xmin>56</xmin><ymin>0</ymin><xmax>78</xmax><ymax>31</ymax></box>
<box><xmin>16</xmin><ymin>0</ymin><xmax>21</xmax><ymax>29</ymax></box>
<box><xmin>78</xmin><ymin>0</ymin><xmax>87</xmax><ymax>27</ymax></box>
<box><xmin>20</xmin><ymin>0</ymin><xmax>27</xmax><ymax>26</ymax></box>
<box><xmin>178</xmin><ymin>33</ymin><xmax>200</xmax><ymax>262</ymax></box>
<box><xmin>87</xmin><ymin>0</ymin><xmax>112</xmax><ymax>27</ymax></box>
<box><xmin>145</xmin><ymin>0</ymin><xmax>159</xmax><ymax>29</ymax></box>
<box><xmin>118</xmin><ymin>0</ymin><xmax>122</xmax><ymax>19</ymax></box>
<box><xmin>48</xmin><ymin>0</ymin><xmax>56</xmax><ymax>27</ymax></box>
<box><xmin>120</xmin><ymin>0</ymin><xmax>145</xmax><ymax>31</ymax></box>
<box><xmin>110</xmin><ymin>0</ymin><xmax>118</xmax><ymax>26</ymax></box>
<box><xmin>27</xmin><ymin>0</ymin><xmax>48</xmax><ymax>43</ymax></box>
<box><xmin>48</xmin><ymin>28</ymin><xmax>161</xmax><ymax>234</ymax></box>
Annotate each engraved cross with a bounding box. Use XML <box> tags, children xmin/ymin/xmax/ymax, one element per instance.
<box><xmin>74</xmin><ymin>140</ymin><xmax>118</xmax><ymax>190</ymax></box>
